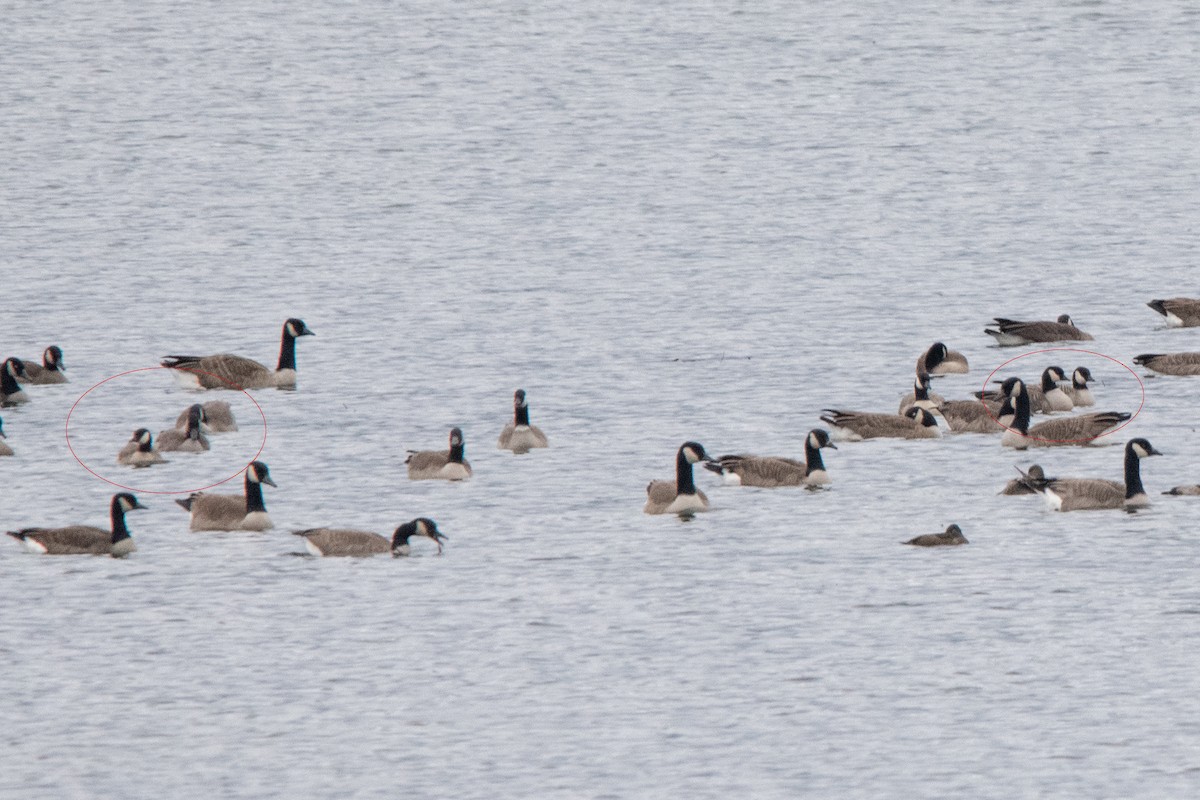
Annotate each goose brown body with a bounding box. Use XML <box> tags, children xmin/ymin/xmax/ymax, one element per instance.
<box><xmin>162</xmin><ymin>318</ymin><xmax>314</xmax><ymax>389</ymax></box>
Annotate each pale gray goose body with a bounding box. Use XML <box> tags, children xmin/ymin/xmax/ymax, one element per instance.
<box><xmin>497</xmin><ymin>390</ymin><xmax>548</xmax><ymax>454</ymax></box>
<box><xmin>1061</xmin><ymin>367</ymin><xmax>1095</xmax><ymax>407</ymax></box>
<box><xmin>176</xmin><ymin>400</ymin><xmax>237</xmax><ymax>432</ymax></box>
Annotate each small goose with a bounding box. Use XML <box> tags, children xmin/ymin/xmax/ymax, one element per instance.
<box><xmin>936</xmin><ymin>398</ymin><xmax>1004</xmax><ymax>434</ymax></box>
<box><xmin>6</xmin><ymin>493</ymin><xmax>145</xmax><ymax>557</ymax></box>
<box><xmin>903</xmin><ymin>524</ymin><xmax>968</xmax><ymax>547</ymax></box>
<box><xmin>1147</xmin><ymin>298</ymin><xmax>1200</xmax><ymax>328</ymax></box>
<box><xmin>984</xmin><ymin>314</ymin><xmax>1094</xmax><ymax>345</ymax></box>
<box><xmin>0</xmin><ymin>416</ymin><xmax>12</xmax><ymax>456</ymax></box>
<box><xmin>898</xmin><ymin>372</ymin><xmax>944</xmax><ymax>414</ymax></box>
<box><xmin>497</xmin><ymin>389</ymin><xmax>548</xmax><ymax>454</ymax></box>
<box><xmin>644</xmin><ymin>441</ymin><xmax>714</xmax><ymax>515</ymax></box>
<box><xmin>294</xmin><ymin>518</ymin><xmax>446</xmax><ymax>557</ymax></box>
<box><xmin>916</xmin><ymin>342</ymin><xmax>969</xmax><ymax>375</ymax></box>
<box><xmin>162</xmin><ymin>318</ymin><xmax>315</xmax><ymax>389</ymax></box>
<box><xmin>1</xmin><ymin>357</ymin><xmax>30</xmax><ymax>406</ymax></box>
<box><xmin>998</xmin><ymin>377</ymin><xmax>1129</xmax><ymax>449</ymax></box>
<box><xmin>175</xmin><ymin>400</ymin><xmax>237</xmax><ymax>432</ymax></box>
<box><xmin>1027</xmin><ymin>438</ymin><xmax>1162</xmax><ymax>511</ymax></box>
<box><xmin>156</xmin><ymin>404</ymin><xmax>210</xmax><ymax>452</ymax></box>
<box><xmin>976</xmin><ymin>367</ymin><xmax>1068</xmax><ymax>414</ymax></box>
<box><xmin>18</xmin><ymin>346</ymin><xmax>67</xmax><ymax>384</ymax></box>
<box><xmin>1062</xmin><ymin>367</ymin><xmax>1095</xmax><ymax>407</ymax></box>
<box><xmin>820</xmin><ymin>406</ymin><xmax>940</xmax><ymax>441</ymax></box>
<box><xmin>175</xmin><ymin>461</ymin><xmax>277</xmax><ymax>531</ymax></box>
<box><xmin>705</xmin><ymin>429</ymin><xmax>837</xmax><ymax>488</ymax></box>
<box><xmin>407</xmin><ymin>427</ymin><xmax>472</xmax><ymax>481</ymax></box>
<box><xmin>1163</xmin><ymin>484</ymin><xmax>1200</xmax><ymax>496</ymax></box>
<box><xmin>116</xmin><ymin>428</ymin><xmax>166</xmax><ymax>467</ymax></box>
<box><xmin>1133</xmin><ymin>352</ymin><xmax>1200</xmax><ymax>376</ymax></box>
<box><xmin>1001</xmin><ymin>464</ymin><xmax>1046</xmax><ymax>495</ymax></box>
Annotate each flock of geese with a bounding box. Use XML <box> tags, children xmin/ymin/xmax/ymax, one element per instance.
<box><xmin>3</xmin><ymin>299</ymin><xmax>1200</xmax><ymax>555</ymax></box>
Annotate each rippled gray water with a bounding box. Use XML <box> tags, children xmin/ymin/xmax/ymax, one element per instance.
<box><xmin>5</xmin><ymin>1</ymin><xmax>1200</xmax><ymax>797</ymax></box>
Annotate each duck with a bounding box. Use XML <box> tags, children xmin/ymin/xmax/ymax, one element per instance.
<box><xmin>644</xmin><ymin>441</ymin><xmax>714</xmax><ymax>515</ymax></box>
<box><xmin>898</xmin><ymin>372</ymin><xmax>944</xmax><ymax>413</ymax></box>
<box><xmin>1</xmin><ymin>357</ymin><xmax>30</xmax><ymax>406</ymax></box>
<box><xmin>116</xmin><ymin>428</ymin><xmax>166</xmax><ymax>467</ymax></box>
<box><xmin>1001</xmin><ymin>464</ymin><xmax>1046</xmax><ymax>495</ymax></box>
<box><xmin>903</xmin><ymin>524</ymin><xmax>968</xmax><ymax>546</ymax></box>
<box><xmin>0</xmin><ymin>416</ymin><xmax>12</xmax><ymax>456</ymax></box>
<box><xmin>998</xmin><ymin>377</ymin><xmax>1129</xmax><ymax>449</ymax></box>
<box><xmin>1025</xmin><ymin>438</ymin><xmax>1162</xmax><ymax>511</ymax></box>
<box><xmin>17</xmin><ymin>346</ymin><xmax>67</xmax><ymax>384</ymax></box>
<box><xmin>161</xmin><ymin>318</ymin><xmax>315</xmax><ymax>389</ymax></box>
<box><xmin>175</xmin><ymin>460</ymin><xmax>277</xmax><ymax>531</ymax></box>
<box><xmin>1062</xmin><ymin>367</ymin><xmax>1095</xmax><ymax>407</ymax></box>
<box><xmin>915</xmin><ymin>342</ymin><xmax>969</xmax><ymax>375</ymax></box>
<box><xmin>294</xmin><ymin>518</ymin><xmax>446</xmax><ymax>557</ymax></box>
<box><xmin>1133</xmin><ymin>352</ymin><xmax>1200</xmax><ymax>376</ymax></box>
<box><xmin>156</xmin><ymin>404</ymin><xmax>210</xmax><ymax>453</ymax></box>
<box><xmin>704</xmin><ymin>429</ymin><xmax>837</xmax><ymax>488</ymax></box>
<box><xmin>820</xmin><ymin>406</ymin><xmax>940</xmax><ymax>441</ymax></box>
<box><xmin>1163</xmin><ymin>484</ymin><xmax>1200</xmax><ymax>496</ymax></box>
<box><xmin>497</xmin><ymin>389</ymin><xmax>548</xmax><ymax>454</ymax></box>
<box><xmin>407</xmin><ymin>427</ymin><xmax>472</xmax><ymax>480</ymax></box>
<box><xmin>984</xmin><ymin>314</ymin><xmax>1094</xmax><ymax>345</ymax></box>
<box><xmin>176</xmin><ymin>400</ymin><xmax>237</xmax><ymax>432</ymax></box>
<box><xmin>6</xmin><ymin>493</ymin><xmax>145</xmax><ymax>557</ymax></box>
<box><xmin>1147</xmin><ymin>298</ymin><xmax>1200</xmax><ymax>328</ymax></box>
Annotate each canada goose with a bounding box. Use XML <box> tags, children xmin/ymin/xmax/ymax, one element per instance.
<box><xmin>1001</xmin><ymin>464</ymin><xmax>1046</xmax><ymax>495</ymax></box>
<box><xmin>1147</xmin><ymin>298</ymin><xmax>1200</xmax><ymax>328</ymax></box>
<box><xmin>17</xmin><ymin>346</ymin><xmax>67</xmax><ymax>384</ymax></box>
<box><xmin>175</xmin><ymin>461</ymin><xmax>277</xmax><ymax>531</ymax></box>
<box><xmin>294</xmin><ymin>518</ymin><xmax>446</xmax><ymax>557</ymax></box>
<box><xmin>645</xmin><ymin>441</ymin><xmax>714</xmax><ymax>515</ymax></box>
<box><xmin>820</xmin><ymin>406</ymin><xmax>940</xmax><ymax>441</ymax></box>
<box><xmin>1163</xmin><ymin>484</ymin><xmax>1200</xmax><ymax>496</ymax></box>
<box><xmin>984</xmin><ymin>314</ymin><xmax>1094</xmax><ymax>345</ymax></box>
<box><xmin>1035</xmin><ymin>366</ymin><xmax>1073</xmax><ymax>411</ymax></box>
<box><xmin>0</xmin><ymin>416</ymin><xmax>12</xmax><ymax>456</ymax></box>
<box><xmin>704</xmin><ymin>429</ymin><xmax>837</xmax><ymax>488</ymax></box>
<box><xmin>6</xmin><ymin>493</ymin><xmax>145</xmax><ymax>557</ymax></box>
<box><xmin>407</xmin><ymin>427</ymin><xmax>471</xmax><ymax>480</ymax></box>
<box><xmin>1</xmin><ymin>358</ymin><xmax>30</xmax><ymax>406</ymax></box>
<box><xmin>903</xmin><ymin>524</ymin><xmax>968</xmax><ymax>547</ymax></box>
<box><xmin>176</xmin><ymin>400</ymin><xmax>238</xmax><ymax>432</ymax></box>
<box><xmin>1133</xmin><ymin>352</ymin><xmax>1200</xmax><ymax>376</ymax></box>
<box><xmin>116</xmin><ymin>428</ymin><xmax>166</xmax><ymax>467</ymax></box>
<box><xmin>1025</xmin><ymin>438</ymin><xmax>1162</xmax><ymax>511</ymax></box>
<box><xmin>1062</xmin><ymin>367</ymin><xmax>1095</xmax><ymax>407</ymax></box>
<box><xmin>998</xmin><ymin>377</ymin><xmax>1129</xmax><ymax>449</ymax></box>
<box><xmin>497</xmin><ymin>389</ymin><xmax>548</xmax><ymax>454</ymax></box>
<box><xmin>162</xmin><ymin>318</ymin><xmax>315</xmax><ymax>390</ymax></box>
<box><xmin>936</xmin><ymin>399</ymin><xmax>1005</xmax><ymax>434</ymax></box>
<box><xmin>916</xmin><ymin>342</ymin><xmax>969</xmax><ymax>375</ymax></box>
<box><xmin>898</xmin><ymin>372</ymin><xmax>944</xmax><ymax>414</ymax></box>
<box><xmin>156</xmin><ymin>404</ymin><xmax>210</xmax><ymax>453</ymax></box>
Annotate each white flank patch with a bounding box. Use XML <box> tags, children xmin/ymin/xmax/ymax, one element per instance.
<box><xmin>722</xmin><ymin>470</ymin><xmax>742</xmax><ymax>487</ymax></box>
<box><xmin>1042</xmin><ymin>488</ymin><xmax>1064</xmax><ymax>512</ymax></box>
<box><xmin>23</xmin><ymin>537</ymin><xmax>48</xmax><ymax>554</ymax></box>
<box><xmin>1166</xmin><ymin>311</ymin><xmax>1184</xmax><ymax>327</ymax></box>
<box><xmin>304</xmin><ymin>538</ymin><xmax>324</xmax><ymax>557</ymax></box>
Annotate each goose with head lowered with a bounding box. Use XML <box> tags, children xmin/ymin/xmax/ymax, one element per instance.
<box><xmin>176</xmin><ymin>460</ymin><xmax>277</xmax><ymax>531</ymax></box>
<box><xmin>1133</xmin><ymin>352</ymin><xmax>1200</xmax><ymax>376</ymax></box>
<box><xmin>162</xmin><ymin>318</ymin><xmax>315</xmax><ymax>390</ymax></box>
<box><xmin>1001</xmin><ymin>464</ymin><xmax>1046</xmax><ymax>495</ymax></box>
<box><xmin>17</xmin><ymin>346</ymin><xmax>67</xmax><ymax>385</ymax></box>
<box><xmin>156</xmin><ymin>404</ymin><xmax>210</xmax><ymax>453</ymax></box>
<box><xmin>984</xmin><ymin>314</ymin><xmax>1093</xmax><ymax>345</ymax></box>
<box><xmin>1021</xmin><ymin>438</ymin><xmax>1162</xmax><ymax>511</ymax></box>
<box><xmin>407</xmin><ymin>427</ymin><xmax>472</xmax><ymax>481</ymax></box>
<box><xmin>820</xmin><ymin>406</ymin><xmax>940</xmax><ymax>441</ymax></box>
<box><xmin>1147</xmin><ymin>298</ymin><xmax>1200</xmax><ymax>328</ymax></box>
<box><xmin>117</xmin><ymin>428</ymin><xmax>166</xmax><ymax>467</ymax></box>
<box><xmin>1</xmin><ymin>358</ymin><xmax>30</xmax><ymax>407</ymax></box>
<box><xmin>7</xmin><ymin>493</ymin><xmax>145</xmax><ymax>557</ymax></box>
<box><xmin>704</xmin><ymin>429</ymin><xmax>837</xmax><ymax>488</ymax></box>
<box><xmin>497</xmin><ymin>389</ymin><xmax>548</xmax><ymax>454</ymax></box>
<box><xmin>915</xmin><ymin>342</ymin><xmax>969</xmax><ymax>375</ymax></box>
<box><xmin>176</xmin><ymin>400</ymin><xmax>237</xmax><ymax>432</ymax></box>
<box><xmin>645</xmin><ymin>441</ymin><xmax>715</xmax><ymax>515</ymax></box>
<box><xmin>295</xmin><ymin>518</ymin><xmax>447</xmax><ymax>557</ymax></box>
<box><xmin>998</xmin><ymin>377</ymin><xmax>1129</xmax><ymax>449</ymax></box>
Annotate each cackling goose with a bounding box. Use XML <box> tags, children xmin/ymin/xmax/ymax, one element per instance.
<box><xmin>156</xmin><ymin>404</ymin><xmax>210</xmax><ymax>452</ymax></box>
<box><xmin>117</xmin><ymin>428</ymin><xmax>166</xmax><ymax>467</ymax></box>
<box><xmin>17</xmin><ymin>346</ymin><xmax>67</xmax><ymax>384</ymax></box>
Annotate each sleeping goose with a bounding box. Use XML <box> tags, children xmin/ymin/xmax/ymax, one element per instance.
<box><xmin>1025</xmin><ymin>438</ymin><xmax>1162</xmax><ymax>511</ymax></box>
<box><xmin>916</xmin><ymin>342</ymin><xmax>969</xmax><ymax>375</ymax></box>
<box><xmin>898</xmin><ymin>372</ymin><xmax>944</xmax><ymax>413</ymax></box>
<box><xmin>1000</xmin><ymin>464</ymin><xmax>1048</xmax><ymax>495</ymax></box>
<box><xmin>1133</xmin><ymin>352</ymin><xmax>1200</xmax><ymax>376</ymax></box>
<box><xmin>117</xmin><ymin>428</ymin><xmax>166</xmax><ymax>467</ymax></box>
<box><xmin>162</xmin><ymin>318</ymin><xmax>315</xmax><ymax>389</ymax></box>
<box><xmin>294</xmin><ymin>518</ymin><xmax>446</xmax><ymax>557</ymax></box>
<box><xmin>984</xmin><ymin>314</ymin><xmax>1094</xmax><ymax>345</ymax></box>
<box><xmin>704</xmin><ymin>429</ymin><xmax>836</xmax><ymax>488</ymax></box>
<box><xmin>17</xmin><ymin>346</ymin><xmax>67</xmax><ymax>384</ymax></box>
<box><xmin>936</xmin><ymin>398</ymin><xmax>1005</xmax><ymax>434</ymax></box>
<box><xmin>1147</xmin><ymin>298</ymin><xmax>1200</xmax><ymax>328</ymax></box>
<box><xmin>7</xmin><ymin>493</ymin><xmax>145</xmax><ymax>557</ymax></box>
<box><xmin>644</xmin><ymin>441</ymin><xmax>714</xmax><ymax>515</ymax></box>
<box><xmin>0</xmin><ymin>416</ymin><xmax>12</xmax><ymax>456</ymax></box>
<box><xmin>998</xmin><ymin>377</ymin><xmax>1129</xmax><ymax>449</ymax></box>
<box><xmin>175</xmin><ymin>461</ymin><xmax>277</xmax><ymax>531</ymax></box>
<box><xmin>903</xmin><ymin>524</ymin><xmax>968</xmax><ymax>546</ymax></box>
<box><xmin>175</xmin><ymin>400</ymin><xmax>237</xmax><ymax>432</ymax></box>
<box><xmin>497</xmin><ymin>389</ymin><xmax>548</xmax><ymax>454</ymax></box>
<box><xmin>1062</xmin><ymin>367</ymin><xmax>1095</xmax><ymax>407</ymax></box>
<box><xmin>156</xmin><ymin>404</ymin><xmax>210</xmax><ymax>453</ymax></box>
<box><xmin>1163</xmin><ymin>484</ymin><xmax>1200</xmax><ymax>496</ymax></box>
<box><xmin>1</xmin><ymin>358</ymin><xmax>30</xmax><ymax>406</ymax></box>
<box><xmin>820</xmin><ymin>406</ymin><xmax>940</xmax><ymax>441</ymax></box>
<box><xmin>407</xmin><ymin>427</ymin><xmax>471</xmax><ymax>480</ymax></box>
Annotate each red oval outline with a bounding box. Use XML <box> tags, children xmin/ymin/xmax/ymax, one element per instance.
<box><xmin>981</xmin><ymin>348</ymin><xmax>1145</xmax><ymax>444</ymax></box>
<box><xmin>64</xmin><ymin>366</ymin><xmax>268</xmax><ymax>494</ymax></box>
